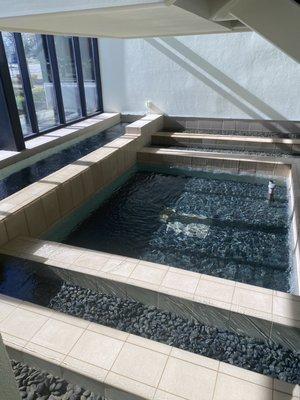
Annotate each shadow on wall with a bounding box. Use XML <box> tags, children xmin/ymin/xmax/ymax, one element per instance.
<box><xmin>145</xmin><ymin>38</ymin><xmax>298</xmax><ymax>133</ymax></box>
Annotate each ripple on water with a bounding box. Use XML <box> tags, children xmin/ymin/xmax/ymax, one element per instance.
<box><xmin>64</xmin><ymin>171</ymin><xmax>291</xmax><ymax>292</ymax></box>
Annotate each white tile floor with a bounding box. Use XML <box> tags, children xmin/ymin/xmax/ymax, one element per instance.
<box><xmin>0</xmin><ymin>295</ymin><xmax>299</xmax><ymax>400</ymax></box>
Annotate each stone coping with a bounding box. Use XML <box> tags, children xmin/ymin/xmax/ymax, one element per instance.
<box><xmin>138</xmin><ymin>146</ymin><xmax>293</xmax><ymax>168</ymax></box>
<box><xmin>1</xmin><ymin>237</ymin><xmax>299</xmax><ymax>352</ymax></box>
<box><xmin>152</xmin><ymin>132</ymin><xmax>300</xmax><ymax>144</ymax></box>
<box><xmin>0</xmin><ymin>294</ymin><xmax>299</xmax><ymax>400</ymax></box>
<box><xmin>0</xmin><ymin>113</ymin><xmax>121</xmax><ymax>172</ymax></box>
<box><xmin>0</xmin><ymin>114</ymin><xmax>163</xmax><ymax>247</ymax></box>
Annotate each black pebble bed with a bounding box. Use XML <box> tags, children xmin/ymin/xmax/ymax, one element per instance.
<box><xmin>169</xmin><ymin>145</ymin><xmax>291</xmax><ymax>158</ymax></box>
<box><xmin>179</xmin><ymin>129</ymin><xmax>300</xmax><ymax>139</ymax></box>
<box><xmin>49</xmin><ymin>283</ymin><xmax>300</xmax><ymax>384</ymax></box>
<box><xmin>11</xmin><ymin>359</ymin><xmax>104</xmax><ymax>400</ymax></box>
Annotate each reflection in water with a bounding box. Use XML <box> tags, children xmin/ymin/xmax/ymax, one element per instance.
<box><xmin>0</xmin><ymin>123</ymin><xmax>126</xmax><ymax>200</ymax></box>
<box><xmin>63</xmin><ymin>171</ymin><xmax>291</xmax><ymax>292</ymax></box>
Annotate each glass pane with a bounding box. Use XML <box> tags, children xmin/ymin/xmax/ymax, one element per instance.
<box><xmin>2</xmin><ymin>32</ymin><xmax>32</xmax><ymax>137</ymax></box>
<box><xmin>54</xmin><ymin>36</ymin><xmax>82</xmax><ymax>121</ymax></box>
<box><xmin>22</xmin><ymin>33</ymin><xmax>60</xmax><ymax>131</ymax></box>
<box><xmin>79</xmin><ymin>37</ymin><xmax>98</xmax><ymax>114</ymax></box>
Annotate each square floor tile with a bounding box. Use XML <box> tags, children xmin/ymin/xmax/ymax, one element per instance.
<box><xmin>31</xmin><ymin>319</ymin><xmax>84</xmax><ymax>354</ymax></box>
<box><xmin>213</xmin><ymin>373</ymin><xmax>272</xmax><ymax>400</ymax></box>
<box><xmin>161</xmin><ymin>271</ymin><xmax>199</xmax><ymax>295</ymax></box>
<box><xmin>0</xmin><ymin>301</ymin><xmax>15</xmax><ymax>322</ymax></box>
<box><xmin>69</xmin><ymin>330</ymin><xmax>123</xmax><ymax>370</ymax></box>
<box><xmin>111</xmin><ymin>342</ymin><xmax>168</xmax><ymax>387</ymax></box>
<box><xmin>159</xmin><ymin>357</ymin><xmax>217</xmax><ymax>400</ymax></box>
<box><xmin>131</xmin><ymin>264</ymin><xmax>167</xmax><ymax>285</ymax></box>
<box><xmin>0</xmin><ymin>308</ymin><xmax>48</xmax><ymax>341</ymax></box>
<box><xmin>195</xmin><ymin>279</ymin><xmax>234</xmax><ymax>304</ymax></box>
<box><xmin>232</xmin><ymin>287</ymin><xmax>272</xmax><ymax>314</ymax></box>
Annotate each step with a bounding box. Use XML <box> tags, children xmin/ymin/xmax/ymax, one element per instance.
<box><xmin>0</xmin><ymin>295</ymin><xmax>299</xmax><ymax>400</ymax></box>
<box><xmin>1</xmin><ymin>237</ymin><xmax>300</xmax><ymax>353</ymax></box>
<box><xmin>137</xmin><ymin>147</ymin><xmax>291</xmax><ymax>177</ymax></box>
<box><xmin>151</xmin><ymin>132</ymin><xmax>300</xmax><ymax>154</ymax></box>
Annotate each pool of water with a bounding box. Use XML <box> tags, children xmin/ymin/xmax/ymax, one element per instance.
<box><xmin>62</xmin><ymin>170</ymin><xmax>291</xmax><ymax>292</ymax></box>
<box><xmin>0</xmin><ymin>258</ymin><xmax>298</xmax><ymax>384</ymax></box>
<box><xmin>0</xmin><ymin>123</ymin><xmax>126</xmax><ymax>201</ymax></box>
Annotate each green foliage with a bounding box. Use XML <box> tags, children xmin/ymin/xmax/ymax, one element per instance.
<box><xmin>32</xmin><ymin>86</ymin><xmax>46</xmax><ymax>107</ymax></box>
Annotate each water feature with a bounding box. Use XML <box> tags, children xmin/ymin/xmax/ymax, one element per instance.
<box><xmin>0</xmin><ymin>123</ymin><xmax>126</xmax><ymax>201</ymax></box>
<box><xmin>61</xmin><ymin>170</ymin><xmax>291</xmax><ymax>292</ymax></box>
<box><xmin>0</xmin><ymin>258</ymin><xmax>299</xmax><ymax>384</ymax></box>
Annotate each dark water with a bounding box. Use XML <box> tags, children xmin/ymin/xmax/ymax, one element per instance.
<box><xmin>63</xmin><ymin>171</ymin><xmax>291</xmax><ymax>292</ymax></box>
<box><xmin>0</xmin><ymin>257</ymin><xmax>61</xmax><ymax>305</ymax></box>
<box><xmin>0</xmin><ymin>123</ymin><xmax>126</xmax><ymax>201</ymax></box>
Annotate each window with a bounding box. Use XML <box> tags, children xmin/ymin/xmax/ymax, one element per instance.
<box><xmin>79</xmin><ymin>37</ymin><xmax>98</xmax><ymax>114</ymax></box>
<box><xmin>22</xmin><ymin>33</ymin><xmax>60</xmax><ymax>131</ymax></box>
<box><xmin>2</xmin><ymin>32</ymin><xmax>32</xmax><ymax>136</ymax></box>
<box><xmin>54</xmin><ymin>36</ymin><xmax>82</xmax><ymax>121</ymax></box>
<box><xmin>0</xmin><ymin>31</ymin><xmax>102</xmax><ymax>151</ymax></box>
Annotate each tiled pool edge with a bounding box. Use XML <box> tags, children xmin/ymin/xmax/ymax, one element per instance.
<box><xmin>137</xmin><ymin>147</ymin><xmax>291</xmax><ymax>178</ymax></box>
<box><xmin>0</xmin><ymin>295</ymin><xmax>299</xmax><ymax>400</ymax></box>
<box><xmin>152</xmin><ymin>131</ymin><xmax>300</xmax><ymax>154</ymax></box>
<box><xmin>1</xmin><ymin>236</ymin><xmax>299</xmax><ymax>353</ymax></box>
<box><xmin>0</xmin><ymin>113</ymin><xmax>120</xmax><ymax>176</ymax></box>
<box><xmin>0</xmin><ymin>114</ymin><xmax>164</xmax><ymax>247</ymax></box>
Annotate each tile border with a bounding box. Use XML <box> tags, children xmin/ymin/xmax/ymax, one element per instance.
<box><xmin>1</xmin><ymin>297</ymin><xmax>299</xmax><ymax>400</ymax></box>
<box><xmin>1</xmin><ymin>236</ymin><xmax>299</xmax><ymax>352</ymax></box>
<box><xmin>0</xmin><ymin>113</ymin><xmax>121</xmax><ymax>173</ymax></box>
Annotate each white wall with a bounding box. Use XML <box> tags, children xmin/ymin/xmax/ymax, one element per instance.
<box><xmin>99</xmin><ymin>32</ymin><xmax>300</xmax><ymax>120</ymax></box>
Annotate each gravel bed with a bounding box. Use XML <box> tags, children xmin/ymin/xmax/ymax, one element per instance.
<box><xmin>11</xmin><ymin>360</ymin><xmax>104</xmax><ymax>400</ymax></box>
<box><xmin>49</xmin><ymin>283</ymin><xmax>300</xmax><ymax>384</ymax></box>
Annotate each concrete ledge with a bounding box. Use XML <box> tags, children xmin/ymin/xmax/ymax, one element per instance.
<box><xmin>0</xmin><ymin>115</ymin><xmax>163</xmax><ymax>247</ymax></box>
<box><xmin>125</xmin><ymin>114</ymin><xmax>164</xmax><ymax>137</ymax></box>
<box><xmin>137</xmin><ymin>147</ymin><xmax>291</xmax><ymax>178</ymax></box>
<box><xmin>152</xmin><ymin>132</ymin><xmax>300</xmax><ymax>154</ymax></box>
<box><xmin>163</xmin><ymin>115</ymin><xmax>300</xmax><ymax>135</ymax></box>
<box><xmin>0</xmin><ymin>295</ymin><xmax>299</xmax><ymax>400</ymax></box>
<box><xmin>0</xmin><ymin>113</ymin><xmax>120</xmax><ymax>172</ymax></box>
<box><xmin>1</xmin><ymin>237</ymin><xmax>299</xmax><ymax>353</ymax></box>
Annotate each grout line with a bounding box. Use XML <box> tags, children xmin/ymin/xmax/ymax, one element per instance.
<box><xmin>152</xmin><ymin>350</ymin><xmax>171</xmax><ymax>400</ymax></box>
<box><xmin>211</xmin><ymin>361</ymin><xmax>220</xmax><ymax>400</ymax></box>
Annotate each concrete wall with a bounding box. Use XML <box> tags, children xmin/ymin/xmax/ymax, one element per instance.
<box><xmin>99</xmin><ymin>32</ymin><xmax>300</xmax><ymax>121</ymax></box>
<box><xmin>0</xmin><ymin>334</ymin><xmax>20</xmax><ymax>400</ymax></box>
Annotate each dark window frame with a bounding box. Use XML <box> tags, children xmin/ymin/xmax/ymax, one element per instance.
<box><xmin>0</xmin><ymin>31</ymin><xmax>103</xmax><ymax>149</ymax></box>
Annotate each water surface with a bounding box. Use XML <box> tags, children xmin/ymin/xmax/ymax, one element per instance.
<box><xmin>63</xmin><ymin>171</ymin><xmax>290</xmax><ymax>291</ymax></box>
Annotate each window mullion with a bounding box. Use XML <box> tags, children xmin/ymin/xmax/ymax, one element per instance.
<box><xmin>0</xmin><ymin>32</ymin><xmax>25</xmax><ymax>151</ymax></box>
<box><xmin>73</xmin><ymin>37</ymin><xmax>87</xmax><ymax>117</ymax></box>
<box><xmin>46</xmin><ymin>35</ymin><xmax>66</xmax><ymax>125</ymax></box>
<box><xmin>13</xmin><ymin>33</ymin><xmax>39</xmax><ymax>134</ymax></box>
<box><xmin>91</xmin><ymin>38</ymin><xmax>103</xmax><ymax>112</ymax></box>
